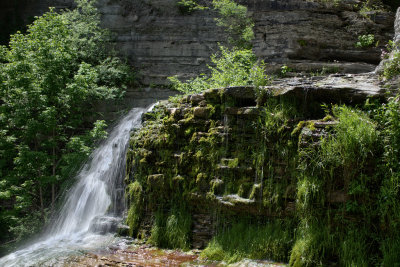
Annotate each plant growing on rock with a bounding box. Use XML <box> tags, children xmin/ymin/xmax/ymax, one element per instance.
<box><xmin>176</xmin><ymin>0</ymin><xmax>208</xmax><ymax>15</ymax></box>
<box><xmin>168</xmin><ymin>46</ymin><xmax>268</xmax><ymax>94</ymax></box>
<box><xmin>355</xmin><ymin>34</ymin><xmax>376</xmax><ymax>48</ymax></box>
<box><xmin>383</xmin><ymin>44</ymin><xmax>400</xmax><ymax>79</ymax></box>
<box><xmin>212</xmin><ymin>0</ymin><xmax>254</xmax><ymax>49</ymax></box>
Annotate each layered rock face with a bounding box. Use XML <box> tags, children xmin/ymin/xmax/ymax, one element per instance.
<box><xmin>99</xmin><ymin>0</ymin><xmax>395</xmax><ymax>83</ymax></box>
<box><xmin>125</xmin><ymin>75</ymin><xmax>386</xmax><ymax>249</ymax></box>
<box><xmin>1</xmin><ymin>0</ymin><xmax>395</xmax><ymax>85</ymax></box>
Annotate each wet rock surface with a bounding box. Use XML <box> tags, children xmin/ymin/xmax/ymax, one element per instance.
<box><xmin>125</xmin><ymin>69</ymin><xmax>384</xmax><ymax>250</ymax></box>
<box><xmin>62</xmin><ymin>244</ymin><xmax>287</xmax><ymax>266</ymax></box>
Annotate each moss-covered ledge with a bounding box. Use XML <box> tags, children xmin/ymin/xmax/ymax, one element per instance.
<box><xmin>124</xmin><ymin>83</ymin><xmax>400</xmax><ymax>265</ymax></box>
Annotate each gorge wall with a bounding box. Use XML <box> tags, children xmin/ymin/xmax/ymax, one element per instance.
<box><xmin>1</xmin><ymin>0</ymin><xmax>395</xmax><ymax>86</ymax></box>
<box><xmin>1</xmin><ymin>0</ymin><xmax>395</xmax><ymax>117</ymax></box>
<box><xmin>124</xmin><ymin>75</ymin><xmax>393</xmax><ymax>264</ymax></box>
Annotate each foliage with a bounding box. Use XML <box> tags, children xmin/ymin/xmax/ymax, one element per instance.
<box><xmin>0</xmin><ymin>0</ymin><xmax>132</xmax><ymax>252</ymax></box>
<box><xmin>176</xmin><ymin>0</ymin><xmax>208</xmax><ymax>14</ymax></box>
<box><xmin>290</xmin><ymin>105</ymin><xmax>380</xmax><ymax>266</ymax></box>
<box><xmin>201</xmin><ymin>219</ymin><xmax>293</xmax><ymax>263</ymax></box>
<box><xmin>355</xmin><ymin>34</ymin><xmax>376</xmax><ymax>48</ymax></box>
<box><xmin>168</xmin><ymin>46</ymin><xmax>268</xmax><ymax>94</ymax></box>
<box><xmin>127</xmin><ymin>87</ymin><xmax>400</xmax><ymax>265</ymax></box>
<box><xmin>126</xmin><ymin>181</ymin><xmax>143</xmax><ymax>237</ymax></box>
<box><xmin>280</xmin><ymin>65</ymin><xmax>292</xmax><ymax>76</ymax></box>
<box><xmin>383</xmin><ymin>41</ymin><xmax>400</xmax><ymax>79</ymax></box>
<box><xmin>212</xmin><ymin>0</ymin><xmax>254</xmax><ymax>49</ymax></box>
<box><xmin>148</xmin><ymin>207</ymin><xmax>191</xmax><ymax>250</ymax></box>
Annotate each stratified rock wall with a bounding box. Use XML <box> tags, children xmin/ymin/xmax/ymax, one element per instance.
<box><xmin>1</xmin><ymin>0</ymin><xmax>395</xmax><ymax>84</ymax></box>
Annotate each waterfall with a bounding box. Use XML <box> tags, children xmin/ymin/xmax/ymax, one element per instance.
<box><xmin>0</xmin><ymin>106</ymin><xmax>152</xmax><ymax>267</ymax></box>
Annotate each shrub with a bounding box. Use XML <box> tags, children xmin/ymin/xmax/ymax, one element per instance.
<box><xmin>212</xmin><ymin>0</ymin><xmax>254</xmax><ymax>49</ymax></box>
<box><xmin>168</xmin><ymin>46</ymin><xmax>268</xmax><ymax>94</ymax></box>
<box><xmin>355</xmin><ymin>34</ymin><xmax>376</xmax><ymax>48</ymax></box>
<box><xmin>176</xmin><ymin>0</ymin><xmax>207</xmax><ymax>14</ymax></box>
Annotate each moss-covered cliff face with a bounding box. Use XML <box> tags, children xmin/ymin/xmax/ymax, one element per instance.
<box><xmin>125</xmin><ymin>78</ymin><xmax>400</xmax><ymax>265</ymax></box>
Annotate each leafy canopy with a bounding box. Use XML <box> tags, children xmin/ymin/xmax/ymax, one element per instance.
<box><xmin>0</xmin><ymin>0</ymin><xmax>132</xmax><ymax>252</ymax></box>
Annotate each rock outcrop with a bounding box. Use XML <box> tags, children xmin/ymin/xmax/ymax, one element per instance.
<box><xmin>1</xmin><ymin>0</ymin><xmax>395</xmax><ymax>85</ymax></box>
<box><xmin>125</xmin><ymin>76</ymin><xmax>386</xmax><ymax>248</ymax></box>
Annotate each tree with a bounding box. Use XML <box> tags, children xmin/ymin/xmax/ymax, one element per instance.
<box><xmin>0</xmin><ymin>0</ymin><xmax>132</xmax><ymax>252</ymax></box>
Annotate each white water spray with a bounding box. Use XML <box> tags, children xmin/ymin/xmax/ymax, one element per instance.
<box><xmin>0</xmin><ymin>106</ymin><xmax>152</xmax><ymax>267</ymax></box>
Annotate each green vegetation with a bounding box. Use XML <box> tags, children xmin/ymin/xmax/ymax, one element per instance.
<box><xmin>212</xmin><ymin>0</ymin><xmax>254</xmax><ymax>49</ymax></box>
<box><xmin>355</xmin><ymin>34</ymin><xmax>376</xmax><ymax>48</ymax></box>
<box><xmin>126</xmin><ymin>181</ymin><xmax>144</xmax><ymax>237</ymax></box>
<box><xmin>176</xmin><ymin>0</ymin><xmax>208</xmax><ymax>15</ymax></box>
<box><xmin>0</xmin><ymin>0</ymin><xmax>132</xmax><ymax>253</ymax></box>
<box><xmin>170</xmin><ymin>0</ymin><xmax>261</xmax><ymax>95</ymax></box>
<box><xmin>148</xmin><ymin>208</ymin><xmax>192</xmax><ymax>250</ymax></box>
<box><xmin>280</xmin><ymin>65</ymin><xmax>292</xmax><ymax>77</ymax></box>
<box><xmin>290</xmin><ymin>106</ymin><xmax>380</xmax><ymax>266</ymax></box>
<box><xmin>125</xmin><ymin>0</ymin><xmax>400</xmax><ymax>265</ymax></box>
<box><xmin>383</xmin><ymin>41</ymin><xmax>400</xmax><ymax>80</ymax></box>
<box><xmin>201</xmin><ymin>219</ymin><xmax>293</xmax><ymax>263</ymax></box>
<box><xmin>168</xmin><ymin>46</ymin><xmax>268</xmax><ymax>94</ymax></box>
<box><xmin>127</xmin><ymin>87</ymin><xmax>400</xmax><ymax>266</ymax></box>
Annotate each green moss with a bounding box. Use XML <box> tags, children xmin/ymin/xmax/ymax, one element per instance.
<box><xmin>227</xmin><ymin>158</ymin><xmax>239</xmax><ymax>168</ymax></box>
<box><xmin>289</xmin><ymin>220</ymin><xmax>335</xmax><ymax>267</ymax></box>
<box><xmin>126</xmin><ymin>88</ymin><xmax>399</xmax><ymax>265</ymax></box>
<box><xmin>126</xmin><ymin>181</ymin><xmax>143</xmax><ymax>237</ymax></box>
<box><xmin>210</xmin><ymin>178</ymin><xmax>224</xmax><ymax>195</ymax></box>
<box><xmin>249</xmin><ymin>183</ymin><xmax>261</xmax><ymax>200</ymax></box>
<box><xmin>322</xmin><ymin>114</ymin><xmax>334</xmax><ymax>122</ymax></box>
<box><xmin>237</xmin><ymin>182</ymin><xmax>252</xmax><ymax>198</ymax></box>
<box><xmin>297</xmin><ymin>39</ymin><xmax>308</xmax><ymax>47</ymax></box>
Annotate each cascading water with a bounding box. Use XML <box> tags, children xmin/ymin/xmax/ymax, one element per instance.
<box><xmin>0</xmin><ymin>106</ymin><xmax>152</xmax><ymax>267</ymax></box>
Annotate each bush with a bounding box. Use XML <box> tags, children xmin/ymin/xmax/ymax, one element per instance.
<box><xmin>212</xmin><ymin>0</ymin><xmax>254</xmax><ymax>49</ymax></box>
<box><xmin>168</xmin><ymin>46</ymin><xmax>268</xmax><ymax>94</ymax></box>
<box><xmin>176</xmin><ymin>0</ymin><xmax>207</xmax><ymax>14</ymax></box>
<box><xmin>355</xmin><ymin>34</ymin><xmax>376</xmax><ymax>48</ymax></box>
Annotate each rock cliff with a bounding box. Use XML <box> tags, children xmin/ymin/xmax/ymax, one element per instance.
<box><xmin>124</xmin><ymin>77</ymin><xmax>391</xmax><ymax>264</ymax></box>
<box><xmin>1</xmin><ymin>0</ymin><xmax>395</xmax><ymax>85</ymax></box>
